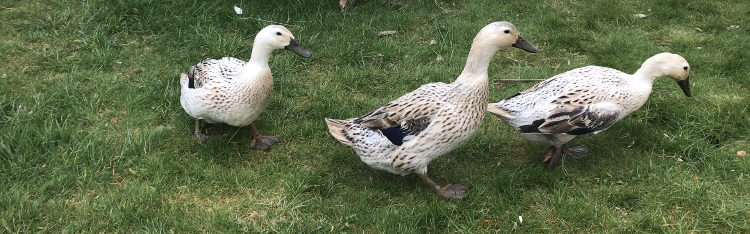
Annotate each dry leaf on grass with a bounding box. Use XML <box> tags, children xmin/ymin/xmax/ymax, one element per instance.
<box><xmin>377</xmin><ymin>30</ymin><xmax>397</xmax><ymax>36</ymax></box>
<box><xmin>738</xmin><ymin>150</ymin><xmax>747</xmax><ymax>157</ymax></box>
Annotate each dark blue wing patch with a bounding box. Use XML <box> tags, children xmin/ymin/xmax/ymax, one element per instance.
<box><xmin>566</xmin><ymin>128</ymin><xmax>595</xmax><ymax>135</ymax></box>
<box><xmin>519</xmin><ymin>119</ymin><xmax>545</xmax><ymax>133</ymax></box>
<box><xmin>380</xmin><ymin>126</ymin><xmax>407</xmax><ymax>146</ymax></box>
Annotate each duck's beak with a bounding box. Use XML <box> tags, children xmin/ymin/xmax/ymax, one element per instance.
<box><xmin>677</xmin><ymin>76</ymin><xmax>691</xmax><ymax>97</ymax></box>
<box><xmin>511</xmin><ymin>36</ymin><xmax>538</xmax><ymax>53</ymax></box>
<box><xmin>284</xmin><ymin>38</ymin><xmax>311</xmax><ymax>58</ymax></box>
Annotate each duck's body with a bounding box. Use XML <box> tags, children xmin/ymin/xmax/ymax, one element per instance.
<box><xmin>180</xmin><ymin>25</ymin><xmax>310</xmax><ymax>150</ymax></box>
<box><xmin>326</xmin><ymin>80</ymin><xmax>489</xmax><ymax>176</ymax></box>
<box><xmin>489</xmin><ymin>53</ymin><xmax>692</xmax><ymax>168</ymax></box>
<box><xmin>326</xmin><ymin>21</ymin><xmax>538</xmax><ymax>199</ymax></box>
<box><xmin>181</xmin><ymin>57</ymin><xmax>273</xmax><ymax>127</ymax></box>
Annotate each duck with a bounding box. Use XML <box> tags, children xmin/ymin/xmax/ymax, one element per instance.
<box><xmin>325</xmin><ymin>22</ymin><xmax>538</xmax><ymax>199</ymax></box>
<box><xmin>180</xmin><ymin>25</ymin><xmax>311</xmax><ymax>150</ymax></box>
<box><xmin>487</xmin><ymin>52</ymin><xmax>691</xmax><ymax>169</ymax></box>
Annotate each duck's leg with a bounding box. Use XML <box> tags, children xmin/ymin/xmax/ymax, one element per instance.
<box><xmin>194</xmin><ymin>119</ymin><xmax>221</xmax><ymax>141</ymax></box>
<box><xmin>418</xmin><ymin>174</ymin><xmax>467</xmax><ymax>199</ymax></box>
<box><xmin>194</xmin><ymin>119</ymin><xmax>210</xmax><ymax>141</ymax></box>
<box><xmin>542</xmin><ymin>144</ymin><xmax>564</xmax><ymax>170</ymax></box>
<box><xmin>249</xmin><ymin>123</ymin><xmax>280</xmax><ymax>151</ymax></box>
<box><xmin>540</xmin><ymin>145</ymin><xmax>556</xmax><ymax>164</ymax></box>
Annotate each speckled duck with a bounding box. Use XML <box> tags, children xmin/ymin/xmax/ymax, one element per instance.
<box><xmin>488</xmin><ymin>53</ymin><xmax>691</xmax><ymax>168</ymax></box>
<box><xmin>180</xmin><ymin>25</ymin><xmax>311</xmax><ymax>150</ymax></box>
<box><xmin>325</xmin><ymin>22</ymin><xmax>538</xmax><ymax>199</ymax></box>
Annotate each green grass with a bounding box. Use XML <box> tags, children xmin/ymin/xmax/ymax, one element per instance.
<box><xmin>1</xmin><ymin>0</ymin><xmax>749</xmax><ymax>232</ymax></box>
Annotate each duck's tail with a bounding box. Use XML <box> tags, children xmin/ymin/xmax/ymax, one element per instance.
<box><xmin>325</xmin><ymin>118</ymin><xmax>354</xmax><ymax>146</ymax></box>
<box><xmin>487</xmin><ymin>103</ymin><xmax>516</xmax><ymax>119</ymax></box>
<box><xmin>179</xmin><ymin>73</ymin><xmax>189</xmax><ymax>89</ymax></box>
<box><xmin>180</xmin><ymin>66</ymin><xmax>197</xmax><ymax>90</ymax></box>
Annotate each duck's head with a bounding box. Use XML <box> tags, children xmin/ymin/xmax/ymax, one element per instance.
<box><xmin>642</xmin><ymin>52</ymin><xmax>691</xmax><ymax>97</ymax></box>
<box><xmin>255</xmin><ymin>25</ymin><xmax>311</xmax><ymax>58</ymax></box>
<box><xmin>474</xmin><ymin>21</ymin><xmax>538</xmax><ymax>53</ymax></box>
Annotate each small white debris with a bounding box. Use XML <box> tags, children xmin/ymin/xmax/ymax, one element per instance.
<box><xmin>695</xmin><ymin>28</ymin><xmax>703</xmax><ymax>32</ymax></box>
<box><xmin>429</xmin><ymin>39</ymin><xmax>437</xmax><ymax>45</ymax></box>
<box><xmin>728</xmin><ymin>25</ymin><xmax>740</xmax><ymax>29</ymax></box>
<box><xmin>696</xmin><ymin>47</ymin><xmax>703</xmax><ymax>50</ymax></box>
<box><xmin>435</xmin><ymin>55</ymin><xmax>443</xmax><ymax>62</ymax></box>
<box><xmin>631</xmin><ymin>13</ymin><xmax>647</xmax><ymax>18</ymax></box>
<box><xmin>518</xmin><ymin>216</ymin><xmax>523</xmax><ymax>224</ymax></box>
<box><xmin>377</xmin><ymin>30</ymin><xmax>397</xmax><ymax>36</ymax></box>
<box><xmin>233</xmin><ymin>5</ymin><xmax>243</xmax><ymax>15</ymax></box>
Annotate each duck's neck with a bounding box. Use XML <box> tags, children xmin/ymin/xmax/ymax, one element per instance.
<box><xmin>632</xmin><ymin>61</ymin><xmax>665</xmax><ymax>83</ymax></box>
<box><xmin>456</xmin><ymin>41</ymin><xmax>499</xmax><ymax>84</ymax></box>
<box><xmin>248</xmin><ymin>44</ymin><xmax>274</xmax><ymax>65</ymax></box>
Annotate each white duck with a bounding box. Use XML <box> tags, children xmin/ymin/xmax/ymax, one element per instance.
<box><xmin>325</xmin><ymin>22</ymin><xmax>538</xmax><ymax>199</ymax></box>
<box><xmin>180</xmin><ymin>25</ymin><xmax>311</xmax><ymax>150</ymax></box>
<box><xmin>488</xmin><ymin>53</ymin><xmax>691</xmax><ymax>168</ymax></box>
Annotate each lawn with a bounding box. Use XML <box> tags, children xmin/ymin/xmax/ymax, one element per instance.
<box><xmin>1</xmin><ymin>0</ymin><xmax>748</xmax><ymax>232</ymax></box>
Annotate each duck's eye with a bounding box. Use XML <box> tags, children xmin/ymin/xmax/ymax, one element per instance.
<box><xmin>683</xmin><ymin>66</ymin><xmax>688</xmax><ymax>71</ymax></box>
<box><xmin>503</xmin><ymin>30</ymin><xmax>510</xmax><ymax>34</ymax></box>
<box><xmin>276</xmin><ymin>32</ymin><xmax>282</xmax><ymax>36</ymax></box>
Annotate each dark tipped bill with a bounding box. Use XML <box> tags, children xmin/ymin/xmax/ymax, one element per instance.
<box><xmin>511</xmin><ymin>36</ymin><xmax>539</xmax><ymax>53</ymax></box>
<box><xmin>284</xmin><ymin>38</ymin><xmax>311</xmax><ymax>58</ymax></box>
<box><xmin>677</xmin><ymin>77</ymin><xmax>691</xmax><ymax>97</ymax></box>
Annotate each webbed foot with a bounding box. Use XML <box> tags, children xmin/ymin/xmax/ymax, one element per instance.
<box><xmin>567</xmin><ymin>145</ymin><xmax>590</xmax><ymax>159</ymax></box>
<box><xmin>250</xmin><ymin>135</ymin><xmax>280</xmax><ymax>151</ymax></box>
<box><xmin>439</xmin><ymin>183</ymin><xmax>468</xmax><ymax>199</ymax></box>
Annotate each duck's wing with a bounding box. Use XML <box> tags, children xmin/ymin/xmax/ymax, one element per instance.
<box><xmin>354</xmin><ymin>83</ymin><xmax>449</xmax><ymax>146</ymax></box>
<box><xmin>186</xmin><ymin>57</ymin><xmax>246</xmax><ymax>89</ymax></box>
<box><xmin>519</xmin><ymin>101</ymin><xmax>624</xmax><ymax>135</ymax></box>
<box><xmin>515</xmin><ymin>77</ymin><xmax>629</xmax><ymax>135</ymax></box>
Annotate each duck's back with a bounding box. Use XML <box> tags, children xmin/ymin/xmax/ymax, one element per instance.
<box><xmin>186</xmin><ymin>57</ymin><xmax>247</xmax><ymax>88</ymax></box>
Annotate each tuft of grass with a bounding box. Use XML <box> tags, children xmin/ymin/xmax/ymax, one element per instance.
<box><xmin>1</xmin><ymin>0</ymin><xmax>748</xmax><ymax>232</ymax></box>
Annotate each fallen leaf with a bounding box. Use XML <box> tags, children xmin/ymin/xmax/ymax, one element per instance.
<box><xmin>631</xmin><ymin>13</ymin><xmax>647</xmax><ymax>18</ymax></box>
<box><xmin>339</xmin><ymin>0</ymin><xmax>356</xmax><ymax>10</ymax></box>
<box><xmin>738</xmin><ymin>150</ymin><xmax>747</xmax><ymax>157</ymax></box>
<box><xmin>429</xmin><ymin>39</ymin><xmax>437</xmax><ymax>45</ymax></box>
<box><xmin>128</xmin><ymin>168</ymin><xmax>136</xmax><ymax>175</ymax></box>
<box><xmin>233</xmin><ymin>5</ymin><xmax>243</xmax><ymax>15</ymax></box>
<box><xmin>377</xmin><ymin>30</ymin><xmax>397</xmax><ymax>36</ymax></box>
<box><xmin>728</xmin><ymin>25</ymin><xmax>739</xmax><ymax>29</ymax></box>
<box><xmin>435</xmin><ymin>55</ymin><xmax>443</xmax><ymax>62</ymax></box>
<box><xmin>615</xmin><ymin>207</ymin><xmax>628</xmax><ymax>217</ymax></box>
